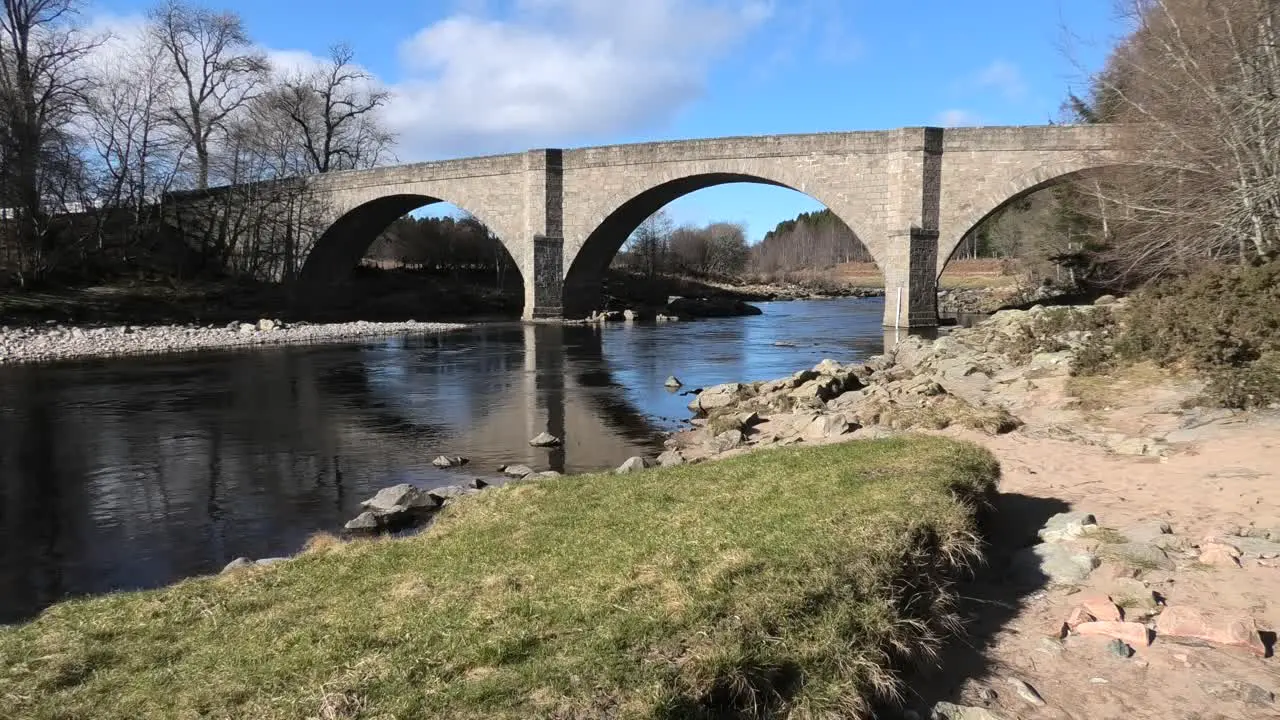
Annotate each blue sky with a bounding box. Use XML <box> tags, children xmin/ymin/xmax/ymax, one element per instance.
<box><xmin>94</xmin><ymin>0</ymin><xmax>1125</xmax><ymax>241</ymax></box>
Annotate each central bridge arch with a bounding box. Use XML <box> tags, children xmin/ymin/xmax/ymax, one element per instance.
<box><xmin>561</xmin><ymin>171</ymin><xmax>881</xmax><ymax>317</ymax></box>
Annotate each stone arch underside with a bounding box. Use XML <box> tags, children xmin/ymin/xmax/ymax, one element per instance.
<box><xmin>561</xmin><ymin>171</ymin><xmax>881</xmax><ymax>318</ymax></box>
<box><xmin>937</xmin><ymin>161</ymin><xmax>1134</xmax><ymax>278</ymax></box>
<box><xmin>297</xmin><ymin>192</ymin><xmax>524</xmax><ymax>295</ymax></box>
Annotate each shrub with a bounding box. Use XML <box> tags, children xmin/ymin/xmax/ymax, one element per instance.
<box><xmin>1116</xmin><ymin>260</ymin><xmax>1280</xmax><ymax>408</ymax></box>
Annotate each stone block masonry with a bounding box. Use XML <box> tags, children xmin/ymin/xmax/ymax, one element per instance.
<box><xmin>174</xmin><ymin>125</ymin><xmax>1130</xmax><ymax>327</ymax></box>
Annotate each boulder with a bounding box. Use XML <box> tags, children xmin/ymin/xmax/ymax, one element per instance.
<box><xmin>256</xmin><ymin>318</ymin><xmax>277</xmax><ymax>332</ymax></box>
<box><xmin>687</xmin><ymin>383</ymin><xmax>750</xmax><ymax>413</ymax></box>
<box><xmin>657</xmin><ymin>449</ymin><xmax>687</xmax><ymax>467</ymax></box>
<box><xmin>1076</xmin><ymin>621</ymin><xmax>1152</xmax><ymax>646</ymax></box>
<box><xmin>1038</xmin><ymin>511</ymin><xmax>1099</xmax><ymax>543</ymax></box>
<box><xmin>221</xmin><ymin>557</ymin><xmax>255</xmax><ymax>573</ymax></box>
<box><xmin>431</xmin><ymin>455</ymin><xmax>468</xmax><ymax>468</ymax></box>
<box><xmin>427</xmin><ymin>485</ymin><xmax>476</xmax><ymax>503</ymax></box>
<box><xmin>361</xmin><ymin>484</ymin><xmax>439</xmax><ymax>514</ymax></box>
<box><xmin>536</xmin><ymin>470</ymin><xmax>563</xmax><ymax>478</ymax></box>
<box><xmin>802</xmin><ymin>414</ymin><xmax>852</xmax><ymax>439</ymax></box>
<box><xmin>615</xmin><ymin>456</ymin><xmax>653</xmax><ymax>474</ymax></box>
<box><xmin>623</xmin><ymin>309</ymin><xmax>638</xmax><ymax>321</ymax></box>
<box><xmin>789</xmin><ymin>377</ymin><xmax>841</xmax><ymax>403</ymax></box>
<box><xmin>503</xmin><ymin>464</ymin><xmax>536</xmax><ymax>478</ymax></box>
<box><xmin>664</xmin><ymin>375</ymin><xmax>683</xmax><ymax>388</ymax></box>
<box><xmin>529</xmin><ymin>432</ymin><xmax>562</xmax><ymax>447</ymax></box>
<box><xmin>343</xmin><ymin>511</ymin><xmax>380</xmax><ymax>533</ymax></box>
<box><xmin>1156</xmin><ymin>607</ymin><xmax>1269</xmax><ymax>657</ymax></box>
<box><xmin>1010</xmin><ymin>543</ymin><xmax>1099</xmax><ymax>586</ymax></box>
<box><xmin>1199</xmin><ymin>543</ymin><xmax>1242</xmax><ymax>567</ymax></box>
<box><xmin>708</xmin><ymin>429</ymin><xmax>744</xmax><ymax>453</ymax></box>
<box><xmin>1105</xmin><ymin>542</ymin><xmax>1175</xmax><ymax>571</ymax></box>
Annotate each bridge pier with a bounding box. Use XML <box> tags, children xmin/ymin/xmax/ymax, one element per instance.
<box><xmin>881</xmin><ymin>229</ymin><xmax>939</xmax><ymax>328</ymax></box>
<box><xmin>521</xmin><ymin>149</ymin><xmax>567</xmax><ymax>320</ymax></box>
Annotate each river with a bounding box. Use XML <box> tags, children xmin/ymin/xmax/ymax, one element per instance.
<box><xmin>0</xmin><ymin>296</ymin><xmax>911</xmax><ymax>623</ymax></box>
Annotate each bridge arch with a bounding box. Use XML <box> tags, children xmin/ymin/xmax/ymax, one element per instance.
<box><xmin>938</xmin><ymin>159</ymin><xmax>1133</xmax><ymax>278</ymax></box>
<box><xmin>562</xmin><ymin>171</ymin><xmax>881</xmax><ymax>317</ymax></box>
<box><xmin>297</xmin><ymin>192</ymin><xmax>524</xmax><ymax>299</ymax></box>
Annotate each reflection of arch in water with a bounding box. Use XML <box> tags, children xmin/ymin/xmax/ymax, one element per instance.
<box><xmin>312</xmin><ymin>324</ymin><xmax>666</xmax><ymax>467</ymax></box>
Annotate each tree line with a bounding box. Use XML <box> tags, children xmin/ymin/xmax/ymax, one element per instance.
<box><xmin>0</xmin><ymin>0</ymin><xmax>393</xmax><ymax>288</ymax></box>
<box><xmin>364</xmin><ymin>214</ymin><xmax>517</xmax><ymax>283</ymax></box>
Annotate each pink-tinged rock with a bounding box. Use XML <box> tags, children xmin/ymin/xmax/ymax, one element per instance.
<box><xmin>1156</xmin><ymin>607</ymin><xmax>1270</xmax><ymax>657</ymax></box>
<box><xmin>1076</xmin><ymin>621</ymin><xmax>1152</xmax><ymax>647</ymax></box>
<box><xmin>1156</xmin><ymin>606</ymin><xmax>1213</xmax><ymax>640</ymax></box>
<box><xmin>1080</xmin><ymin>594</ymin><xmax>1124</xmax><ymax>622</ymax></box>
<box><xmin>1209</xmin><ymin>618</ymin><xmax>1269</xmax><ymax>658</ymax></box>
<box><xmin>1066</xmin><ymin>607</ymin><xmax>1096</xmax><ymax>630</ymax></box>
<box><xmin>1199</xmin><ymin>545</ymin><xmax>1242</xmax><ymax>567</ymax></box>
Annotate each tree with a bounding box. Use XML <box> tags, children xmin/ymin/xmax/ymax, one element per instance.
<box><xmin>149</xmin><ymin>0</ymin><xmax>267</xmax><ymax>189</ymax></box>
<box><xmin>267</xmin><ymin>44</ymin><xmax>392</xmax><ymax>174</ymax></box>
<box><xmin>0</xmin><ymin>0</ymin><xmax>99</xmax><ymax>285</ymax></box>
<box><xmin>621</xmin><ymin>209</ymin><xmax>673</xmax><ymax>278</ymax></box>
<box><xmin>1067</xmin><ymin>0</ymin><xmax>1280</xmax><ymax>286</ymax></box>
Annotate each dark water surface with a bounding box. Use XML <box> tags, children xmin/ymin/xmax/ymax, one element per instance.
<box><xmin>0</xmin><ymin>297</ymin><xmax>896</xmax><ymax>622</ymax></box>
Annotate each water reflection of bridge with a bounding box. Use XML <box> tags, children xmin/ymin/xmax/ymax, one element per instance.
<box><xmin>306</xmin><ymin>323</ymin><xmax>668</xmax><ymax>475</ymax></box>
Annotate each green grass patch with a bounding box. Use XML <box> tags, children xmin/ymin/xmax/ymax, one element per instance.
<box><xmin>0</xmin><ymin>438</ymin><xmax>998</xmax><ymax>720</ymax></box>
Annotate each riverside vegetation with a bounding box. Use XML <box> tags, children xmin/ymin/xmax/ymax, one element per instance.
<box><xmin>0</xmin><ymin>438</ymin><xmax>999</xmax><ymax>720</ymax></box>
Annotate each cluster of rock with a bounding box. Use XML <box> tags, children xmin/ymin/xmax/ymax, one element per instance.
<box><xmin>661</xmin><ymin>309</ymin><xmax>1065</xmax><ymax>462</ymax></box>
<box><xmin>584</xmin><ymin>309</ymin><xmax>681</xmax><ymax>323</ymax></box>
<box><xmin>937</xmin><ymin>283</ymin><xmax>1067</xmax><ymax>315</ymax></box>
<box><xmin>1013</xmin><ymin>510</ymin><xmax>1276</xmax><ymax>650</ymax></box>
<box><xmin>0</xmin><ymin>318</ymin><xmax>466</xmax><ymax>365</ymax></box>
<box><xmin>921</xmin><ymin>510</ymin><xmax>1277</xmax><ymax>719</ymax></box>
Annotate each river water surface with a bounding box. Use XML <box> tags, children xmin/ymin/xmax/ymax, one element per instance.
<box><xmin>1</xmin><ymin>297</ymin><xmax>902</xmax><ymax>623</ymax></box>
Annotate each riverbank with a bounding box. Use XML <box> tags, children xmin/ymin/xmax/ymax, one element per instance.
<box><xmin>0</xmin><ymin>437</ymin><xmax>999</xmax><ymax>719</ymax></box>
<box><xmin>0</xmin><ymin>319</ymin><xmax>467</xmax><ymax>365</ymax></box>
<box><xmin>653</xmin><ymin>299</ymin><xmax>1280</xmax><ymax>719</ymax></box>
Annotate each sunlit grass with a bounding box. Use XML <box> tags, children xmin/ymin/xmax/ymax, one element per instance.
<box><xmin>0</xmin><ymin>437</ymin><xmax>999</xmax><ymax>720</ymax></box>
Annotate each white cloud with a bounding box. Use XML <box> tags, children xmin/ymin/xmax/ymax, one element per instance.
<box><xmin>935</xmin><ymin>109</ymin><xmax>980</xmax><ymax>127</ymax></box>
<box><xmin>384</xmin><ymin>0</ymin><xmax>772</xmax><ymax>159</ymax></box>
<box><xmin>86</xmin><ymin>1</ymin><xmax>773</xmax><ymax>162</ymax></box>
<box><xmin>967</xmin><ymin>59</ymin><xmax>1027</xmax><ymax>102</ymax></box>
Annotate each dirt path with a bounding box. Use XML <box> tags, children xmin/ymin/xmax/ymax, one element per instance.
<box><xmin>907</xmin><ymin>382</ymin><xmax>1280</xmax><ymax>719</ymax></box>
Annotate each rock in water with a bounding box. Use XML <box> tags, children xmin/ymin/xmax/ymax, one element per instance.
<box><xmin>344</xmin><ymin>511</ymin><xmax>380</xmax><ymax>533</ymax></box>
<box><xmin>503</xmin><ymin>464</ymin><xmax>536</xmax><ymax>478</ymax></box>
<box><xmin>615</xmin><ymin>456</ymin><xmax>653</xmax><ymax>473</ymax></box>
<box><xmin>361</xmin><ymin>484</ymin><xmax>438</xmax><ymax>513</ymax></box>
<box><xmin>431</xmin><ymin>455</ymin><xmax>468</xmax><ymax>468</ymax></box>
<box><xmin>664</xmin><ymin>375</ymin><xmax>683</xmax><ymax>388</ymax></box>
<box><xmin>529</xmin><ymin>432</ymin><xmax>562</xmax><ymax>447</ymax></box>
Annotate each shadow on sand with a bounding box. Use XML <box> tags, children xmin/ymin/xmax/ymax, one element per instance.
<box><xmin>876</xmin><ymin>491</ymin><xmax>1072</xmax><ymax>718</ymax></box>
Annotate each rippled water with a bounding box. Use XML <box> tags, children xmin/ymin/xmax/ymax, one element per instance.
<box><xmin>0</xmin><ymin>297</ymin><xmax>900</xmax><ymax>622</ymax></box>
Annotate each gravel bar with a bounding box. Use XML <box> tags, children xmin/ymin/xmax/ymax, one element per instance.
<box><xmin>0</xmin><ymin>319</ymin><xmax>469</xmax><ymax>366</ymax></box>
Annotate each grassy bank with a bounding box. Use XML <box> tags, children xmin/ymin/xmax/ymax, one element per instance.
<box><xmin>0</xmin><ymin>438</ymin><xmax>999</xmax><ymax>720</ymax></box>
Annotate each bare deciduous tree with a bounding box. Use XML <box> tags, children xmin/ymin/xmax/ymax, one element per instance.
<box><xmin>0</xmin><ymin>0</ymin><xmax>98</xmax><ymax>284</ymax></box>
<box><xmin>1070</xmin><ymin>0</ymin><xmax>1280</xmax><ymax>285</ymax></box>
<box><xmin>267</xmin><ymin>44</ymin><xmax>392</xmax><ymax>173</ymax></box>
<box><xmin>149</xmin><ymin>0</ymin><xmax>267</xmax><ymax>189</ymax></box>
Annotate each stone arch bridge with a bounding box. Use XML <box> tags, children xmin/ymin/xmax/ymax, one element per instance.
<box><xmin>177</xmin><ymin>125</ymin><xmax>1130</xmax><ymax>327</ymax></box>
